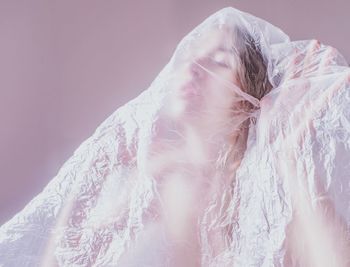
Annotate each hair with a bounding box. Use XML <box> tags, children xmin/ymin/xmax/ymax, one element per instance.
<box><xmin>233</xmin><ymin>26</ymin><xmax>273</xmax><ymax>100</ymax></box>
<box><xmin>219</xmin><ymin>28</ymin><xmax>274</xmax><ymax>241</ymax></box>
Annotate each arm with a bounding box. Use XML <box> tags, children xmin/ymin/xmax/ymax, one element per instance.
<box><xmin>268</xmin><ymin>42</ymin><xmax>350</xmax><ymax>266</ymax></box>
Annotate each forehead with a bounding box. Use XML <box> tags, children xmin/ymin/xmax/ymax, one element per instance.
<box><xmin>191</xmin><ymin>27</ymin><xmax>233</xmax><ymax>58</ymax></box>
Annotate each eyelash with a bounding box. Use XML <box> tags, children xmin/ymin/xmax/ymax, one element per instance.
<box><xmin>211</xmin><ymin>58</ymin><xmax>230</xmax><ymax>68</ymax></box>
<box><xmin>216</xmin><ymin>60</ymin><xmax>230</xmax><ymax>68</ymax></box>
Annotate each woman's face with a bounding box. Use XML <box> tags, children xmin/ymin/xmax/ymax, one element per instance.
<box><xmin>166</xmin><ymin>27</ymin><xmax>243</xmax><ymax>120</ymax></box>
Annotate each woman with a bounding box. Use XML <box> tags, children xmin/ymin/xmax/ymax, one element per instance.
<box><xmin>118</xmin><ymin>24</ymin><xmax>272</xmax><ymax>266</ymax></box>
<box><xmin>1</xmin><ymin>7</ymin><xmax>350</xmax><ymax>267</ymax></box>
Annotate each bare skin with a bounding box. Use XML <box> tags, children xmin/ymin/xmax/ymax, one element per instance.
<box><xmin>131</xmin><ymin>27</ymin><xmax>251</xmax><ymax>266</ymax></box>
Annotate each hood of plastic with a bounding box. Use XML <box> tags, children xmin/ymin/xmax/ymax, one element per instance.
<box><xmin>1</xmin><ymin>7</ymin><xmax>350</xmax><ymax>267</ymax></box>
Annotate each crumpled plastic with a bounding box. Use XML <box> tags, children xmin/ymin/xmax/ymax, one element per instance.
<box><xmin>1</xmin><ymin>6</ymin><xmax>350</xmax><ymax>267</ymax></box>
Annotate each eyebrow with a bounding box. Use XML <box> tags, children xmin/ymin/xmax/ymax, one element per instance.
<box><xmin>217</xmin><ymin>46</ymin><xmax>233</xmax><ymax>53</ymax></box>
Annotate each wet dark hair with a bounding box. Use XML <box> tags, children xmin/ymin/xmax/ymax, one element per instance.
<box><xmin>233</xmin><ymin>27</ymin><xmax>273</xmax><ymax>100</ymax></box>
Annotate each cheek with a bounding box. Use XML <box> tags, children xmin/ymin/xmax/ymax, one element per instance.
<box><xmin>203</xmin><ymin>84</ymin><xmax>234</xmax><ymax>111</ymax></box>
<box><xmin>204</xmin><ymin>69</ymin><xmax>238</xmax><ymax>97</ymax></box>
<box><xmin>212</xmin><ymin>66</ymin><xmax>240</xmax><ymax>86</ymax></box>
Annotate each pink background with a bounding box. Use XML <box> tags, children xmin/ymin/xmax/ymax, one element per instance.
<box><xmin>0</xmin><ymin>0</ymin><xmax>349</xmax><ymax>224</ymax></box>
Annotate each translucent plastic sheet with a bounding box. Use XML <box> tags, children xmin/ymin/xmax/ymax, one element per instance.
<box><xmin>1</xmin><ymin>7</ymin><xmax>350</xmax><ymax>267</ymax></box>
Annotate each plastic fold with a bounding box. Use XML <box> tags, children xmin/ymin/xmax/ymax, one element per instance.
<box><xmin>1</xmin><ymin>7</ymin><xmax>350</xmax><ymax>267</ymax></box>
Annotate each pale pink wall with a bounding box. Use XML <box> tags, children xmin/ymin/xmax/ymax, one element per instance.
<box><xmin>0</xmin><ymin>0</ymin><xmax>348</xmax><ymax>224</ymax></box>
